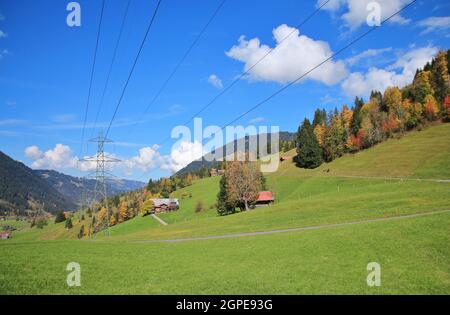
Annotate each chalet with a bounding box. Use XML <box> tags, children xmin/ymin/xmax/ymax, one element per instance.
<box><xmin>210</xmin><ymin>168</ymin><xmax>225</xmax><ymax>177</ymax></box>
<box><xmin>151</xmin><ymin>198</ymin><xmax>179</xmax><ymax>214</ymax></box>
<box><xmin>0</xmin><ymin>232</ymin><xmax>11</xmax><ymax>239</ymax></box>
<box><xmin>253</xmin><ymin>191</ymin><xmax>274</xmax><ymax>208</ymax></box>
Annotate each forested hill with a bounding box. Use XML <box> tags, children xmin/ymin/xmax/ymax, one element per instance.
<box><xmin>175</xmin><ymin>131</ymin><xmax>296</xmax><ymax>176</ymax></box>
<box><xmin>0</xmin><ymin>151</ymin><xmax>146</xmax><ymax>215</ymax></box>
<box><xmin>0</xmin><ymin>151</ymin><xmax>76</xmax><ymax>215</ymax></box>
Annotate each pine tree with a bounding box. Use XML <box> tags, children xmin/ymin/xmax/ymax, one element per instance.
<box><xmin>54</xmin><ymin>211</ymin><xmax>66</xmax><ymax>223</ymax></box>
<box><xmin>431</xmin><ymin>51</ymin><xmax>450</xmax><ymax>103</ymax></box>
<box><xmin>295</xmin><ymin>119</ymin><xmax>323</xmax><ymax>168</ymax></box>
<box><xmin>78</xmin><ymin>225</ymin><xmax>85</xmax><ymax>239</ymax></box>
<box><xmin>65</xmin><ymin>217</ymin><xmax>73</xmax><ymax>229</ymax></box>
<box><xmin>351</xmin><ymin>97</ymin><xmax>364</xmax><ymax>135</ymax></box>
<box><xmin>217</xmin><ymin>175</ymin><xmax>234</xmax><ymax>216</ymax></box>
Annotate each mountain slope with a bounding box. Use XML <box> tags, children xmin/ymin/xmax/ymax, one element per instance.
<box><xmin>35</xmin><ymin>170</ymin><xmax>146</xmax><ymax>206</ymax></box>
<box><xmin>101</xmin><ymin>123</ymin><xmax>450</xmax><ymax>241</ymax></box>
<box><xmin>175</xmin><ymin>131</ymin><xmax>296</xmax><ymax>176</ymax></box>
<box><xmin>0</xmin><ymin>151</ymin><xmax>76</xmax><ymax>214</ymax></box>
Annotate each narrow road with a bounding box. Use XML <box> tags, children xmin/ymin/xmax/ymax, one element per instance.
<box><xmin>151</xmin><ymin>214</ymin><xmax>168</xmax><ymax>226</ymax></box>
<box><xmin>132</xmin><ymin>210</ymin><xmax>450</xmax><ymax>244</ymax></box>
<box><xmin>320</xmin><ymin>174</ymin><xmax>450</xmax><ymax>183</ymax></box>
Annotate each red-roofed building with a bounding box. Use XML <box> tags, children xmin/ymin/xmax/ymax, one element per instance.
<box><xmin>253</xmin><ymin>191</ymin><xmax>274</xmax><ymax>208</ymax></box>
<box><xmin>0</xmin><ymin>232</ymin><xmax>11</xmax><ymax>239</ymax></box>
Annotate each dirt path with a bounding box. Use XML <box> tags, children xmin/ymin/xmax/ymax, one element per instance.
<box><xmin>151</xmin><ymin>214</ymin><xmax>168</xmax><ymax>226</ymax></box>
<box><xmin>131</xmin><ymin>209</ymin><xmax>450</xmax><ymax>244</ymax></box>
<box><xmin>321</xmin><ymin>174</ymin><xmax>450</xmax><ymax>183</ymax></box>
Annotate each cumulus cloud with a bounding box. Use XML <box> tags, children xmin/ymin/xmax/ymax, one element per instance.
<box><xmin>226</xmin><ymin>24</ymin><xmax>348</xmax><ymax>85</ymax></box>
<box><xmin>25</xmin><ymin>144</ymin><xmax>79</xmax><ymax>170</ymax></box>
<box><xmin>24</xmin><ymin>141</ymin><xmax>206</xmax><ymax>176</ymax></box>
<box><xmin>318</xmin><ymin>0</ymin><xmax>411</xmax><ymax>29</ymax></box>
<box><xmin>208</xmin><ymin>74</ymin><xmax>223</xmax><ymax>89</ymax></box>
<box><xmin>161</xmin><ymin>140</ymin><xmax>204</xmax><ymax>173</ymax></box>
<box><xmin>418</xmin><ymin>16</ymin><xmax>450</xmax><ymax>34</ymax></box>
<box><xmin>123</xmin><ymin>145</ymin><xmax>161</xmax><ymax>173</ymax></box>
<box><xmin>341</xmin><ymin>46</ymin><xmax>438</xmax><ymax>98</ymax></box>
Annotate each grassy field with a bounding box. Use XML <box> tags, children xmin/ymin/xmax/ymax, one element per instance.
<box><xmin>1</xmin><ymin>123</ymin><xmax>449</xmax><ymax>294</ymax></box>
<box><xmin>1</xmin><ymin>212</ymin><xmax>449</xmax><ymax>294</ymax></box>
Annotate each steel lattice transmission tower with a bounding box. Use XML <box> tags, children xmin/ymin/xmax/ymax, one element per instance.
<box><xmin>81</xmin><ymin>131</ymin><xmax>120</xmax><ymax>237</ymax></box>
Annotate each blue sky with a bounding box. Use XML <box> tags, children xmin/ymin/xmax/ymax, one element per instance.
<box><xmin>0</xmin><ymin>0</ymin><xmax>449</xmax><ymax>182</ymax></box>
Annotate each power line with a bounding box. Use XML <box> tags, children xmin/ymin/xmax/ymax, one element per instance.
<box><xmin>125</xmin><ymin>0</ymin><xmax>227</xmax><ymax>137</ymax></box>
<box><xmin>141</xmin><ymin>0</ymin><xmax>227</xmax><ymax>117</ymax></box>
<box><xmin>181</xmin><ymin>1</ymin><xmax>332</xmax><ymax>129</ymax></box>
<box><xmin>156</xmin><ymin>0</ymin><xmax>332</xmax><ymax>147</ymax></box>
<box><xmin>143</xmin><ymin>0</ymin><xmax>417</xmax><ymax>179</ymax></box>
<box><xmin>104</xmin><ymin>0</ymin><xmax>163</xmax><ymax>139</ymax></box>
<box><xmin>91</xmin><ymin>0</ymin><xmax>131</xmax><ymax>138</ymax></box>
<box><xmin>79</xmin><ymin>0</ymin><xmax>105</xmax><ymax>157</ymax></box>
<box><xmin>220</xmin><ymin>0</ymin><xmax>417</xmax><ymax>129</ymax></box>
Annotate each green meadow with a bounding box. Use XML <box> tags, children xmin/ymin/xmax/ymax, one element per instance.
<box><xmin>1</xmin><ymin>123</ymin><xmax>449</xmax><ymax>294</ymax></box>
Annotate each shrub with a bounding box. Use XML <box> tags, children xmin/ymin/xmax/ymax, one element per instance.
<box><xmin>195</xmin><ymin>201</ymin><xmax>204</xmax><ymax>213</ymax></box>
<box><xmin>54</xmin><ymin>211</ymin><xmax>66</xmax><ymax>223</ymax></box>
<box><xmin>36</xmin><ymin>218</ymin><xmax>48</xmax><ymax>229</ymax></box>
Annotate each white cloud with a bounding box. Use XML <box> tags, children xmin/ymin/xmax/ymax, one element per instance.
<box><xmin>24</xmin><ymin>141</ymin><xmax>206</xmax><ymax>176</ymax></box>
<box><xmin>226</xmin><ymin>24</ymin><xmax>348</xmax><ymax>85</ymax></box>
<box><xmin>161</xmin><ymin>141</ymin><xmax>204</xmax><ymax>173</ymax></box>
<box><xmin>345</xmin><ymin>47</ymin><xmax>392</xmax><ymax>66</ymax></box>
<box><xmin>318</xmin><ymin>0</ymin><xmax>411</xmax><ymax>29</ymax></box>
<box><xmin>25</xmin><ymin>145</ymin><xmax>42</xmax><ymax>160</ymax></box>
<box><xmin>208</xmin><ymin>74</ymin><xmax>223</xmax><ymax>89</ymax></box>
<box><xmin>0</xmin><ymin>30</ymin><xmax>6</xmax><ymax>38</ymax></box>
<box><xmin>418</xmin><ymin>16</ymin><xmax>450</xmax><ymax>34</ymax></box>
<box><xmin>123</xmin><ymin>145</ymin><xmax>161</xmax><ymax>173</ymax></box>
<box><xmin>341</xmin><ymin>46</ymin><xmax>438</xmax><ymax>97</ymax></box>
<box><xmin>25</xmin><ymin>144</ymin><xmax>79</xmax><ymax>170</ymax></box>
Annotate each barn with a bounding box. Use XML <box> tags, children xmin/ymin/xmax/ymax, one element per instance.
<box><xmin>253</xmin><ymin>191</ymin><xmax>274</xmax><ymax>208</ymax></box>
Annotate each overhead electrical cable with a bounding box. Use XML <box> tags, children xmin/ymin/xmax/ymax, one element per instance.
<box><xmin>104</xmin><ymin>0</ymin><xmax>163</xmax><ymax>139</ymax></box>
<box><xmin>91</xmin><ymin>0</ymin><xmax>132</xmax><ymax>137</ymax></box>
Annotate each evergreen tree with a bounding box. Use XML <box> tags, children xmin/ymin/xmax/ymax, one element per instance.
<box><xmin>351</xmin><ymin>97</ymin><xmax>364</xmax><ymax>135</ymax></box>
<box><xmin>294</xmin><ymin>119</ymin><xmax>323</xmax><ymax>168</ymax></box>
<box><xmin>65</xmin><ymin>217</ymin><xmax>73</xmax><ymax>229</ymax></box>
<box><xmin>78</xmin><ymin>225</ymin><xmax>85</xmax><ymax>239</ymax></box>
<box><xmin>431</xmin><ymin>51</ymin><xmax>450</xmax><ymax>103</ymax></box>
<box><xmin>54</xmin><ymin>210</ymin><xmax>66</xmax><ymax>223</ymax></box>
<box><xmin>216</xmin><ymin>175</ymin><xmax>234</xmax><ymax>216</ymax></box>
<box><xmin>312</xmin><ymin>108</ymin><xmax>327</xmax><ymax>127</ymax></box>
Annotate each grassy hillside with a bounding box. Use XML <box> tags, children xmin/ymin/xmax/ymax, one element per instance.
<box><xmin>275</xmin><ymin>123</ymin><xmax>450</xmax><ymax>179</ymax></box>
<box><xmin>1</xmin><ymin>212</ymin><xmax>449</xmax><ymax>294</ymax></box>
<box><xmin>1</xmin><ymin>123</ymin><xmax>449</xmax><ymax>294</ymax></box>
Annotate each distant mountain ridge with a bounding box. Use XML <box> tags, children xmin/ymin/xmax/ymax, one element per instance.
<box><xmin>0</xmin><ymin>150</ymin><xmax>146</xmax><ymax>215</ymax></box>
<box><xmin>0</xmin><ymin>151</ymin><xmax>76</xmax><ymax>214</ymax></box>
<box><xmin>175</xmin><ymin>131</ymin><xmax>296</xmax><ymax>176</ymax></box>
<box><xmin>35</xmin><ymin>169</ymin><xmax>146</xmax><ymax>206</ymax></box>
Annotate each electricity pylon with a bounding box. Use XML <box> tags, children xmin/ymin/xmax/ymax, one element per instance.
<box><xmin>80</xmin><ymin>131</ymin><xmax>120</xmax><ymax>237</ymax></box>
